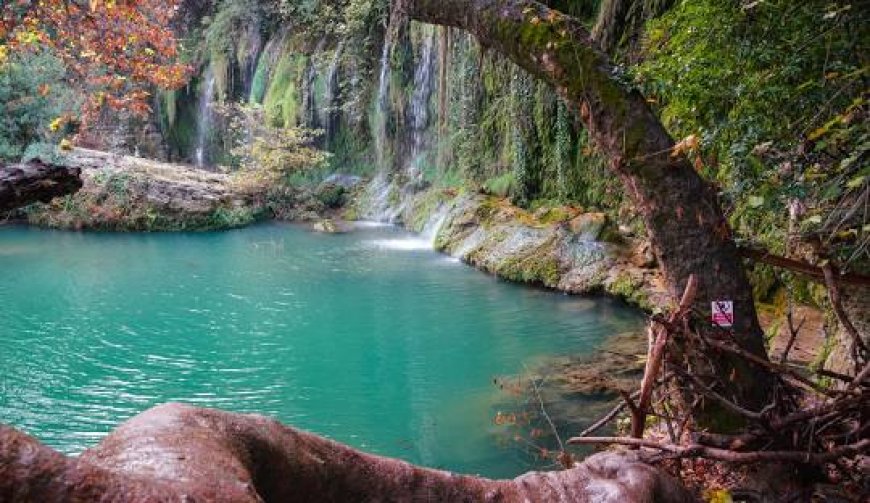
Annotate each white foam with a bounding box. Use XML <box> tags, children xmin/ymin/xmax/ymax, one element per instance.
<box><xmin>368</xmin><ymin>238</ymin><xmax>433</xmax><ymax>251</ymax></box>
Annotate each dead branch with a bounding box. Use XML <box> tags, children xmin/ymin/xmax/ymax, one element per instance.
<box><xmin>822</xmin><ymin>263</ymin><xmax>868</xmax><ymax>358</ymax></box>
<box><xmin>846</xmin><ymin>360</ymin><xmax>870</xmax><ymax>391</ymax></box>
<box><xmin>737</xmin><ymin>246</ymin><xmax>870</xmax><ymax>287</ymax></box>
<box><xmin>566</xmin><ymin>437</ymin><xmax>870</xmax><ymax>464</ymax></box>
<box><xmin>702</xmin><ymin>337</ymin><xmax>849</xmax><ymax>398</ymax></box>
<box><xmin>631</xmin><ymin>275</ymin><xmax>697</xmax><ymax>440</ymax></box>
<box><xmin>575</xmin><ymin>390</ymin><xmax>641</xmax><ymax>438</ymax></box>
<box><xmin>670</xmin><ymin>367</ymin><xmax>763</xmax><ymax>421</ymax></box>
<box><xmin>779</xmin><ymin>310</ymin><xmax>805</xmax><ymax>364</ymax></box>
<box><xmin>814</xmin><ymin>367</ymin><xmax>856</xmax><ymax>383</ymax></box>
<box><xmin>528</xmin><ymin>375</ymin><xmax>565</xmax><ymax>454</ymax></box>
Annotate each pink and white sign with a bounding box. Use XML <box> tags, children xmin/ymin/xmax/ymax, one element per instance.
<box><xmin>711</xmin><ymin>301</ymin><xmax>734</xmax><ymax>328</ymax></box>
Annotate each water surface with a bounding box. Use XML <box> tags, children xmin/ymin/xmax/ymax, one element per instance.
<box><xmin>0</xmin><ymin>222</ymin><xmax>642</xmax><ymax>477</ymax></box>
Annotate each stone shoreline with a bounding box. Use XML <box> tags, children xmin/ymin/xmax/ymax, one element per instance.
<box><xmin>352</xmin><ymin>180</ymin><xmax>669</xmax><ymax>312</ymax></box>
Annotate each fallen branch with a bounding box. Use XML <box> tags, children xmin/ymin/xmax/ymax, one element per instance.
<box><xmin>822</xmin><ymin>263</ymin><xmax>868</xmax><ymax>358</ymax></box>
<box><xmin>737</xmin><ymin>246</ymin><xmax>870</xmax><ymax>287</ymax></box>
<box><xmin>631</xmin><ymin>275</ymin><xmax>697</xmax><ymax>440</ymax></box>
<box><xmin>670</xmin><ymin>367</ymin><xmax>763</xmax><ymax>422</ymax></box>
<box><xmin>702</xmin><ymin>337</ymin><xmax>849</xmax><ymax>397</ymax></box>
<box><xmin>575</xmin><ymin>390</ymin><xmax>641</xmax><ymax>438</ymax></box>
<box><xmin>566</xmin><ymin>436</ymin><xmax>870</xmax><ymax>464</ymax></box>
<box><xmin>846</xmin><ymin>360</ymin><xmax>870</xmax><ymax>392</ymax></box>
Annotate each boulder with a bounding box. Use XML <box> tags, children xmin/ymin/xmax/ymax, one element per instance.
<box><xmin>568</xmin><ymin>213</ymin><xmax>608</xmax><ymax>240</ymax></box>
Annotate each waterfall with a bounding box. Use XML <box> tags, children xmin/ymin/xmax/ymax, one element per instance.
<box><xmin>365</xmin><ymin>173</ymin><xmax>398</xmax><ymax>222</ymax></box>
<box><xmin>249</xmin><ymin>29</ymin><xmax>288</xmax><ymax>105</ymax></box>
<box><xmin>366</xmin><ymin>24</ymin><xmax>442</xmax><ymax>222</ymax></box>
<box><xmin>366</xmin><ymin>203</ymin><xmax>450</xmax><ymax>251</ymax></box>
<box><xmin>408</xmin><ymin>26</ymin><xmax>438</xmax><ymax>177</ymax></box>
<box><xmin>421</xmin><ymin>204</ymin><xmax>449</xmax><ymax>247</ymax></box>
<box><xmin>373</xmin><ymin>36</ymin><xmax>392</xmax><ymax>172</ymax></box>
<box><xmin>320</xmin><ymin>43</ymin><xmax>343</xmax><ymax>142</ymax></box>
<box><xmin>302</xmin><ymin>58</ymin><xmax>319</xmax><ymax>128</ymax></box>
<box><xmin>242</xmin><ymin>24</ymin><xmax>263</xmax><ymax>98</ymax></box>
<box><xmin>195</xmin><ymin>67</ymin><xmax>216</xmax><ymax>168</ymax></box>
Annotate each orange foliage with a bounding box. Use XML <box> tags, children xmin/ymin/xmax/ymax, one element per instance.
<box><xmin>1</xmin><ymin>0</ymin><xmax>191</xmax><ymax>126</ymax></box>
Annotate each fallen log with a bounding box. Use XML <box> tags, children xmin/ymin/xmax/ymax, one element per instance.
<box><xmin>0</xmin><ymin>402</ymin><xmax>693</xmax><ymax>502</ymax></box>
<box><xmin>0</xmin><ymin>160</ymin><xmax>83</xmax><ymax>212</ymax></box>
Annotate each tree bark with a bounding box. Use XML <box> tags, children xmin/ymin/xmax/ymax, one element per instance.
<box><xmin>0</xmin><ymin>160</ymin><xmax>82</xmax><ymax>212</ymax></box>
<box><xmin>401</xmin><ymin>0</ymin><xmax>775</xmax><ymax>415</ymax></box>
<box><xmin>0</xmin><ymin>402</ymin><xmax>693</xmax><ymax>502</ymax></box>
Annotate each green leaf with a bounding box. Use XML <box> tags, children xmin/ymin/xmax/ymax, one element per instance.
<box><xmin>846</xmin><ymin>175</ymin><xmax>866</xmax><ymax>189</ymax></box>
<box><xmin>747</xmin><ymin>195</ymin><xmax>764</xmax><ymax>208</ymax></box>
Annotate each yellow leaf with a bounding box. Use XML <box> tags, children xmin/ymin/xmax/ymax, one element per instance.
<box><xmin>807</xmin><ymin>126</ymin><xmax>828</xmax><ymax>141</ymax></box>
<box><xmin>671</xmin><ymin>134</ymin><xmax>700</xmax><ymax>157</ymax></box>
<box><xmin>49</xmin><ymin>117</ymin><xmax>64</xmax><ymax>132</ymax></box>
<box><xmin>59</xmin><ymin>138</ymin><xmax>73</xmax><ymax>151</ymax></box>
<box><xmin>705</xmin><ymin>489</ymin><xmax>733</xmax><ymax>503</ymax></box>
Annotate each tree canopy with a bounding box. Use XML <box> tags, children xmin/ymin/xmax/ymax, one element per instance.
<box><xmin>1</xmin><ymin>0</ymin><xmax>190</xmax><ymax>124</ymax></box>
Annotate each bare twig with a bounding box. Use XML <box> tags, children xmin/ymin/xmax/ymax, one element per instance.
<box><xmin>528</xmin><ymin>375</ymin><xmax>564</xmax><ymax>453</ymax></box>
<box><xmin>814</xmin><ymin>367</ymin><xmax>856</xmax><ymax>384</ymax></box>
<box><xmin>779</xmin><ymin>310</ymin><xmax>806</xmax><ymax>364</ymax></box>
<box><xmin>574</xmin><ymin>390</ymin><xmax>641</xmax><ymax>438</ymax></box>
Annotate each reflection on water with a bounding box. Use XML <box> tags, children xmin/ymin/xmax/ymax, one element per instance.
<box><xmin>0</xmin><ymin>222</ymin><xmax>643</xmax><ymax>478</ymax></box>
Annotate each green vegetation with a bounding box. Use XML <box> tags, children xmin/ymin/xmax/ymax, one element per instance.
<box><xmin>634</xmin><ymin>0</ymin><xmax>867</xmax><ymax>278</ymax></box>
<box><xmin>0</xmin><ymin>50</ymin><xmax>74</xmax><ymax>161</ymax></box>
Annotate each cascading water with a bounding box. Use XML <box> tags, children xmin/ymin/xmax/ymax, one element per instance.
<box><xmin>195</xmin><ymin>67</ymin><xmax>216</xmax><ymax>168</ymax></box>
<box><xmin>373</xmin><ymin>36</ymin><xmax>392</xmax><ymax>172</ymax></box>
<box><xmin>320</xmin><ymin>43</ymin><xmax>343</xmax><ymax>141</ymax></box>
<box><xmin>408</xmin><ymin>27</ymin><xmax>438</xmax><ymax>178</ymax></box>
<box><xmin>249</xmin><ymin>31</ymin><xmax>286</xmax><ymax>105</ymax></box>
<box><xmin>301</xmin><ymin>38</ymin><xmax>327</xmax><ymax>130</ymax></box>
<box><xmin>365</xmin><ymin>24</ymin><xmax>442</xmax><ymax>228</ymax></box>
<box><xmin>368</xmin><ymin>203</ymin><xmax>451</xmax><ymax>251</ymax></box>
<box><xmin>241</xmin><ymin>24</ymin><xmax>263</xmax><ymax>98</ymax></box>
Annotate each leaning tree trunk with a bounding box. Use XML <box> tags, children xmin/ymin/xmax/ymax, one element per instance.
<box><xmin>0</xmin><ymin>403</ymin><xmax>693</xmax><ymax>502</ymax></box>
<box><xmin>0</xmin><ymin>160</ymin><xmax>82</xmax><ymax>212</ymax></box>
<box><xmin>401</xmin><ymin>0</ymin><xmax>775</xmax><ymax>421</ymax></box>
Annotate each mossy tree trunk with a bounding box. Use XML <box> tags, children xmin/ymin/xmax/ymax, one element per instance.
<box><xmin>402</xmin><ymin>0</ymin><xmax>775</xmax><ymax>421</ymax></box>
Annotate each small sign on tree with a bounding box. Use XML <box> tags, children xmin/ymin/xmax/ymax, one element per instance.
<box><xmin>711</xmin><ymin>301</ymin><xmax>734</xmax><ymax>328</ymax></box>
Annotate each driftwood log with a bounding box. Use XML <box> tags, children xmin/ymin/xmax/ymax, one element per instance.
<box><xmin>0</xmin><ymin>160</ymin><xmax>83</xmax><ymax>212</ymax></box>
<box><xmin>0</xmin><ymin>403</ymin><xmax>693</xmax><ymax>502</ymax></box>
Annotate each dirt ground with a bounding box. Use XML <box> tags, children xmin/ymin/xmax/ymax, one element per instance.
<box><xmin>759</xmin><ymin>304</ymin><xmax>827</xmax><ymax>366</ymax></box>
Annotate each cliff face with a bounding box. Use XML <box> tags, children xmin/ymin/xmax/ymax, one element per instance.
<box><xmin>115</xmin><ymin>3</ymin><xmax>627</xmax><ymax>223</ymax></box>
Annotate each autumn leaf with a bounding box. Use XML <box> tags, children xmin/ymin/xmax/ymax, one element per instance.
<box><xmin>671</xmin><ymin>134</ymin><xmax>700</xmax><ymax>157</ymax></box>
<box><xmin>2</xmin><ymin>0</ymin><xmax>191</xmax><ymax>126</ymax></box>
